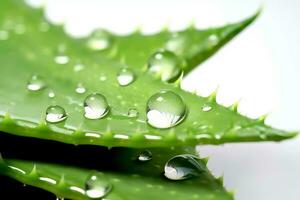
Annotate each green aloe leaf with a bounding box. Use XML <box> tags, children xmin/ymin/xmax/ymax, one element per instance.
<box><xmin>0</xmin><ymin>0</ymin><xmax>297</xmax><ymax>148</ymax></box>
<box><xmin>0</xmin><ymin>146</ymin><xmax>232</xmax><ymax>200</ymax></box>
<box><xmin>100</xmin><ymin>11</ymin><xmax>260</xmax><ymax>75</ymax></box>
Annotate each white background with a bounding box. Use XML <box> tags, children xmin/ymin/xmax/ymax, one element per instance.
<box><xmin>26</xmin><ymin>0</ymin><xmax>300</xmax><ymax>199</ymax></box>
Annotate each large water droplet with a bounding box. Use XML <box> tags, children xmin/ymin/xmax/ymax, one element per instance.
<box><xmin>85</xmin><ymin>172</ymin><xmax>112</xmax><ymax>199</ymax></box>
<box><xmin>117</xmin><ymin>68</ymin><xmax>135</xmax><ymax>86</ymax></box>
<box><xmin>84</xmin><ymin>93</ymin><xmax>109</xmax><ymax>119</ymax></box>
<box><xmin>75</xmin><ymin>83</ymin><xmax>86</xmax><ymax>94</ymax></box>
<box><xmin>137</xmin><ymin>150</ymin><xmax>152</xmax><ymax>162</ymax></box>
<box><xmin>46</xmin><ymin>105</ymin><xmax>67</xmax><ymax>123</ymax></box>
<box><xmin>146</xmin><ymin>91</ymin><xmax>187</xmax><ymax>129</ymax></box>
<box><xmin>27</xmin><ymin>75</ymin><xmax>46</xmax><ymax>91</ymax></box>
<box><xmin>164</xmin><ymin>155</ymin><xmax>205</xmax><ymax>180</ymax></box>
<box><xmin>147</xmin><ymin>50</ymin><xmax>183</xmax><ymax>83</ymax></box>
<box><xmin>87</xmin><ymin>29</ymin><xmax>112</xmax><ymax>51</ymax></box>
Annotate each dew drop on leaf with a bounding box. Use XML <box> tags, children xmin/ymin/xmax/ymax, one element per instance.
<box><xmin>164</xmin><ymin>155</ymin><xmax>205</xmax><ymax>180</ymax></box>
<box><xmin>165</xmin><ymin>33</ymin><xmax>187</xmax><ymax>55</ymax></box>
<box><xmin>201</xmin><ymin>104</ymin><xmax>212</xmax><ymax>112</ymax></box>
<box><xmin>0</xmin><ymin>30</ymin><xmax>9</xmax><ymax>40</ymax></box>
<box><xmin>117</xmin><ymin>68</ymin><xmax>135</xmax><ymax>86</ymax></box>
<box><xmin>48</xmin><ymin>90</ymin><xmax>55</xmax><ymax>98</ymax></box>
<box><xmin>46</xmin><ymin>105</ymin><xmax>67</xmax><ymax>123</ymax></box>
<box><xmin>54</xmin><ymin>45</ymin><xmax>69</xmax><ymax>65</ymax></box>
<box><xmin>137</xmin><ymin>150</ymin><xmax>152</xmax><ymax>162</ymax></box>
<box><xmin>84</xmin><ymin>93</ymin><xmax>109</xmax><ymax>119</ymax></box>
<box><xmin>54</xmin><ymin>53</ymin><xmax>69</xmax><ymax>65</ymax></box>
<box><xmin>87</xmin><ymin>29</ymin><xmax>112</xmax><ymax>51</ymax></box>
<box><xmin>147</xmin><ymin>50</ymin><xmax>183</xmax><ymax>83</ymax></box>
<box><xmin>73</xmin><ymin>62</ymin><xmax>85</xmax><ymax>72</ymax></box>
<box><xmin>207</xmin><ymin>34</ymin><xmax>219</xmax><ymax>47</ymax></box>
<box><xmin>14</xmin><ymin>23</ymin><xmax>26</xmax><ymax>35</ymax></box>
<box><xmin>39</xmin><ymin>22</ymin><xmax>50</xmax><ymax>32</ymax></box>
<box><xmin>85</xmin><ymin>172</ymin><xmax>112</xmax><ymax>199</ymax></box>
<box><xmin>75</xmin><ymin>83</ymin><xmax>86</xmax><ymax>94</ymax></box>
<box><xmin>27</xmin><ymin>75</ymin><xmax>46</xmax><ymax>91</ymax></box>
<box><xmin>128</xmin><ymin>108</ymin><xmax>138</xmax><ymax>118</ymax></box>
<box><xmin>146</xmin><ymin>91</ymin><xmax>187</xmax><ymax>129</ymax></box>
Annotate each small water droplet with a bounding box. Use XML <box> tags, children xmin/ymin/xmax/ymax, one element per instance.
<box><xmin>27</xmin><ymin>75</ymin><xmax>46</xmax><ymax>91</ymax></box>
<box><xmin>54</xmin><ymin>45</ymin><xmax>69</xmax><ymax>65</ymax></box>
<box><xmin>117</xmin><ymin>68</ymin><xmax>135</xmax><ymax>86</ymax></box>
<box><xmin>75</xmin><ymin>83</ymin><xmax>86</xmax><ymax>94</ymax></box>
<box><xmin>54</xmin><ymin>54</ymin><xmax>69</xmax><ymax>65</ymax></box>
<box><xmin>128</xmin><ymin>108</ymin><xmax>138</xmax><ymax>118</ymax></box>
<box><xmin>14</xmin><ymin>24</ymin><xmax>26</xmax><ymax>34</ymax></box>
<box><xmin>46</xmin><ymin>105</ymin><xmax>67</xmax><ymax>123</ymax></box>
<box><xmin>207</xmin><ymin>34</ymin><xmax>219</xmax><ymax>47</ymax></box>
<box><xmin>87</xmin><ymin>29</ymin><xmax>112</xmax><ymax>51</ymax></box>
<box><xmin>85</xmin><ymin>172</ymin><xmax>112</xmax><ymax>199</ymax></box>
<box><xmin>39</xmin><ymin>22</ymin><xmax>50</xmax><ymax>32</ymax></box>
<box><xmin>166</xmin><ymin>33</ymin><xmax>187</xmax><ymax>54</ymax></box>
<box><xmin>214</xmin><ymin>133</ymin><xmax>222</xmax><ymax>140</ymax></box>
<box><xmin>147</xmin><ymin>50</ymin><xmax>183</xmax><ymax>83</ymax></box>
<box><xmin>48</xmin><ymin>90</ymin><xmax>55</xmax><ymax>98</ymax></box>
<box><xmin>99</xmin><ymin>75</ymin><xmax>107</xmax><ymax>81</ymax></box>
<box><xmin>201</xmin><ymin>104</ymin><xmax>212</xmax><ymax>112</ymax></box>
<box><xmin>137</xmin><ymin>150</ymin><xmax>152</xmax><ymax>162</ymax></box>
<box><xmin>0</xmin><ymin>30</ymin><xmax>9</xmax><ymax>40</ymax></box>
<box><xmin>73</xmin><ymin>63</ymin><xmax>85</xmax><ymax>72</ymax></box>
<box><xmin>84</xmin><ymin>93</ymin><xmax>109</xmax><ymax>119</ymax></box>
<box><xmin>146</xmin><ymin>91</ymin><xmax>187</xmax><ymax>129</ymax></box>
<box><xmin>164</xmin><ymin>155</ymin><xmax>205</xmax><ymax>180</ymax></box>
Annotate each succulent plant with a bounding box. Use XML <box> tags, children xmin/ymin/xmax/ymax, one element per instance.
<box><xmin>0</xmin><ymin>0</ymin><xmax>298</xmax><ymax>199</ymax></box>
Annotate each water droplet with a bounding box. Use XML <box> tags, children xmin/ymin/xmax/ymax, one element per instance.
<box><xmin>99</xmin><ymin>75</ymin><xmax>107</xmax><ymax>81</ymax></box>
<box><xmin>27</xmin><ymin>75</ymin><xmax>46</xmax><ymax>91</ymax></box>
<box><xmin>39</xmin><ymin>22</ymin><xmax>50</xmax><ymax>32</ymax></box>
<box><xmin>164</xmin><ymin>155</ymin><xmax>205</xmax><ymax>180</ymax></box>
<box><xmin>137</xmin><ymin>150</ymin><xmax>152</xmax><ymax>162</ymax></box>
<box><xmin>146</xmin><ymin>91</ymin><xmax>187</xmax><ymax>129</ymax></box>
<box><xmin>166</xmin><ymin>33</ymin><xmax>187</xmax><ymax>54</ymax></box>
<box><xmin>128</xmin><ymin>108</ymin><xmax>138</xmax><ymax>118</ymax></box>
<box><xmin>87</xmin><ymin>29</ymin><xmax>112</xmax><ymax>51</ymax></box>
<box><xmin>0</xmin><ymin>30</ymin><xmax>9</xmax><ymax>40</ymax></box>
<box><xmin>75</xmin><ymin>83</ymin><xmax>86</xmax><ymax>94</ymax></box>
<box><xmin>48</xmin><ymin>90</ymin><xmax>55</xmax><ymax>98</ymax></box>
<box><xmin>207</xmin><ymin>34</ymin><xmax>219</xmax><ymax>47</ymax></box>
<box><xmin>54</xmin><ymin>54</ymin><xmax>69</xmax><ymax>65</ymax></box>
<box><xmin>117</xmin><ymin>68</ymin><xmax>135</xmax><ymax>86</ymax></box>
<box><xmin>73</xmin><ymin>63</ymin><xmax>85</xmax><ymax>72</ymax></box>
<box><xmin>85</xmin><ymin>172</ymin><xmax>112</xmax><ymax>199</ymax></box>
<box><xmin>214</xmin><ymin>133</ymin><xmax>222</xmax><ymax>140</ymax></box>
<box><xmin>14</xmin><ymin>24</ymin><xmax>26</xmax><ymax>34</ymax></box>
<box><xmin>201</xmin><ymin>104</ymin><xmax>212</xmax><ymax>112</ymax></box>
<box><xmin>46</xmin><ymin>105</ymin><xmax>67</xmax><ymax>123</ymax></box>
<box><xmin>84</xmin><ymin>93</ymin><xmax>109</xmax><ymax>119</ymax></box>
<box><xmin>147</xmin><ymin>50</ymin><xmax>183</xmax><ymax>83</ymax></box>
<box><xmin>54</xmin><ymin>45</ymin><xmax>69</xmax><ymax>65</ymax></box>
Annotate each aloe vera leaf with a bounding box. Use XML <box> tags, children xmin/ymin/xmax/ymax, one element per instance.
<box><xmin>0</xmin><ymin>144</ymin><xmax>232</xmax><ymax>200</ymax></box>
<box><xmin>0</xmin><ymin>0</ymin><xmax>297</xmax><ymax>148</ymax></box>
